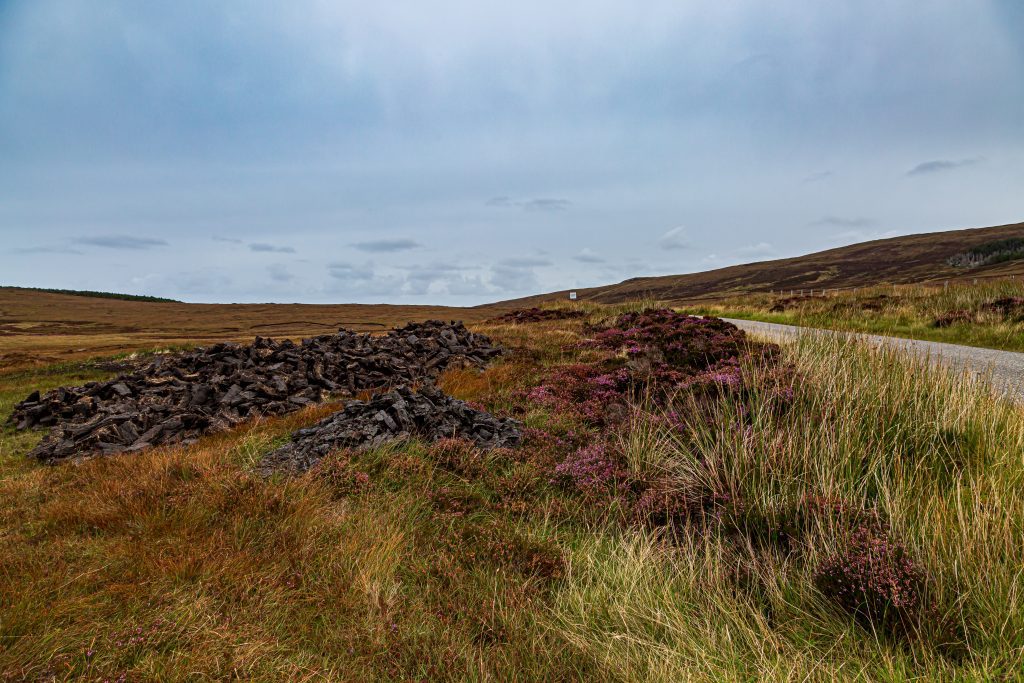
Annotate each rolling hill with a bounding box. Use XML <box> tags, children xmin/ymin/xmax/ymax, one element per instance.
<box><xmin>526</xmin><ymin>220</ymin><xmax>1024</xmax><ymax>304</ymax></box>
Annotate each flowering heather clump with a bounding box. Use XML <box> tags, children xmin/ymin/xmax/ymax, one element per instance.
<box><xmin>981</xmin><ymin>296</ymin><xmax>1024</xmax><ymax>318</ymax></box>
<box><xmin>815</xmin><ymin>526</ymin><xmax>928</xmax><ymax>639</ymax></box>
<box><xmin>681</xmin><ymin>357</ymin><xmax>745</xmax><ymax>394</ymax></box>
<box><xmin>526</xmin><ymin>310</ymin><xmax>791</xmax><ymax>430</ymax></box>
<box><xmin>526</xmin><ymin>363</ymin><xmax>633</xmax><ymax>426</ymax></box>
<box><xmin>552</xmin><ymin>443</ymin><xmax>626</xmax><ymax>495</ymax></box>
<box><xmin>429</xmin><ymin>485</ymin><xmax>488</xmax><ymax>516</ymax></box>
<box><xmin>584</xmin><ymin>309</ymin><xmax>746</xmax><ymax>371</ymax></box>
<box><xmin>766</xmin><ymin>369</ymin><xmax>797</xmax><ymax>409</ymax></box>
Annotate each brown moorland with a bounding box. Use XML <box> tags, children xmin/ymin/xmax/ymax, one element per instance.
<box><xmin>508</xmin><ymin>220</ymin><xmax>1024</xmax><ymax>305</ymax></box>
<box><xmin>3</xmin><ymin>305</ymin><xmax>1024</xmax><ymax>680</ymax></box>
<box><xmin>3</xmin><ymin>220</ymin><xmax>1024</xmax><ymax>369</ymax></box>
<box><xmin>0</xmin><ymin>288</ymin><xmax>511</xmax><ymax>369</ymax></box>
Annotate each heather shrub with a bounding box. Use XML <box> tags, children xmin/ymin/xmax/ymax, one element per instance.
<box><xmin>584</xmin><ymin>309</ymin><xmax>746</xmax><ymax>370</ymax></box>
<box><xmin>551</xmin><ymin>443</ymin><xmax>627</xmax><ymax>497</ymax></box>
<box><xmin>428</xmin><ymin>484</ymin><xmax>489</xmax><ymax>517</ymax></box>
<box><xmin>814</xmin><ymin>526</ymin><xmax>929</xmax><ymax>642</ymax></box>
<box><xmin>528</xmin><ymin>309</ymin><xmax>790</xmax><ymax>432</ymax></box>
<box><xmin>680</xmin><ymin>357</ymin><xmax>744</xmax><ymax>395</ymax></box>
<box><xmin>517</xmin><ymin>427</ymin><xmax>591</xmax><ymax>469</ymax></box>
<box><xmin>526</xmin><ymin>363</ymin><xmax>633</xmax><ymax>427</ymax></box>
<box><xmin>981</xmin><ymin>296</ymin><xmax>1024</xmax><ymax>319</ymax></box>
<box><xmin>489</xmin><ymin>463</ymin><xmax>547</xmax><ymax>514</ymax></box>
<box><xmin>682</xmin><ymin>347</ymin><xmax>795</xmax><ymax>406</ymax></box>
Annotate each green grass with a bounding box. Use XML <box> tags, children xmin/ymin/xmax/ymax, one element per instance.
<box><xmin>682</xmin><ymin>280</ymin><xmax>1024</xmax><ymax>352</ymax></box>
<box><xmin>2</xmin><ymin>307</ymin><xmax>1024</xmax><ymax>680</ymax></box>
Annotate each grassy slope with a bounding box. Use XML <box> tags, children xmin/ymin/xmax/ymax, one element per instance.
<box><xmin>2</xmin><ymin>306</ymin><xmax>1024</xmax><ymax>680</ymax></box>
<box><xmin>682</xmin><ymin>280</ymin><xmax>1024</xmax><ymax>352</ymax></box>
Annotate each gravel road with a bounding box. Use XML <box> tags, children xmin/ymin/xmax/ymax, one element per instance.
<box><xmin>724</xmin><ymin>318</ymin><xmax>1024</xmax><ymax>404</ymax></box>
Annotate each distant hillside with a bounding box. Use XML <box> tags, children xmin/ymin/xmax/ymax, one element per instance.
<box><xmin>516</xmin><ymin>220</ymin><xmax>1024</xmax><ymax>305</ymax></box>
<box><xmin>1</xmin><ymin>286</ymin><xmax>181</xmax><ymax>303</ymax></box>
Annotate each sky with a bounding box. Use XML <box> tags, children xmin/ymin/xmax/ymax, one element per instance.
<box><xmin>1</xmin><ymin>1</ymin><xmax>1023</xmax><ymax>305</ymax></box>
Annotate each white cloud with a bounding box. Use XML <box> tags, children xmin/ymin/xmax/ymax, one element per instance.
<box><xmin>658</xmin><ymin>226</ymin><xmax>690</xmax><ymax>251</ymax></box>
<box><xmin>572</xmin><ymin>247</ymin><xmax>605</xmax><ymax>263</ymax></box>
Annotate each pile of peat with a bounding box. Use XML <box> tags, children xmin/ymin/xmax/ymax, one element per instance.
<box><xmin>489</xmin><ymin>307</ymin><xmax>587</xmax><ymax>324</ymax></box>
<box><xmin>258</xmin><ymin>385</ymin><xmax>522</xmax><ymax>475</ymax></box>
<box><xmin>8</xmin><ymin>321</ymin><xmax>501</xmax><ymax>462</ymax></box>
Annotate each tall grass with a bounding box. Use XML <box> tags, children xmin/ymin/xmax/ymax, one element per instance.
<box><xmin>5</xmin><ymin>307</ymin><xmax>1024</xmax><ymax>679</ymax></box>
<box><xmin>550</xmin><ymin>332</ymin><xmax>1024</xmax><ymax>681</ymax></box>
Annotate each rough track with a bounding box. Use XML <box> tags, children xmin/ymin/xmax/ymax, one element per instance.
<box><xmin>724</xmin><ymin>318</ymin><xmax>1024</xmax><ymax>403</ymax></box>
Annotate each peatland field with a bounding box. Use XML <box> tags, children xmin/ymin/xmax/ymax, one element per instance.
<box><xmin>2</xmin><ymin>300</ymin><xmax>1023</xmax><ymax>681</ymax></box>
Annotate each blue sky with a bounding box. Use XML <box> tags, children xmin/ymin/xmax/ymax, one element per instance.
<box><xmin>1</xmin><ymin>1</ymin><xmax>1023</xmax><ymax>304</ymax></box>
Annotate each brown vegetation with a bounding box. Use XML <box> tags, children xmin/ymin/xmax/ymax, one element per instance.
<box><xmin>0</xmin><ymin>287</ymin><xmax>509</xmax><ymax>369</ymax></box>
<box><xmin>507</xmin><ymin>220</ymin><xmax>1024</xmax><ymax>305</ymax></box>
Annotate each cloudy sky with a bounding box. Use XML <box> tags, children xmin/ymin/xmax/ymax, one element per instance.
<box><xmin>1</xmin><ymin>1</ymin><xmax>1023</xmax><ymax>304</ymax></box>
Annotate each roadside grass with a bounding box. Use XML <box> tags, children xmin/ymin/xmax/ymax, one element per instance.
<box><xmin>2</xmin><ymin>306</ymin><xmax>1023</xmax><ymax>680</ymax></box>
<box><xmin>683</xmin><ymin>280</ymin><xmax>1024</xmax><ymax>352</ymax></box>
<box><xmin>550</xmin><ymin>333</ymin><xmax>1024</xmax><ymax>680</ymax></box>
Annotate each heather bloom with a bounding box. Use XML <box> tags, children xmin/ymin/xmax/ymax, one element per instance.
<box><xmin>526</xmin><ymin>364</ymin><xmax>632</xmax><ymax>427</ymax></box>
<box><xmin>552</xmin><ymin>444</ymin><xmax>623</xmax><ymax>495</ymax></box>
<box><xmin>660</xmin><ymin>409</ymin><xmax>688</xmax><ymax>434</ymax></box>
<box><xmin>583</xmin><ymin>309</ymin><xmax>746</xmax><ymax>371</ymax></box>
<box><xmin>526</xmin><ymin>385</ymin><xmax>554</xmax><ymax>403</ymax></box>
<box><xmin>682</xmin><ymin>358</ymin><xmax>744</xmax><ymax>394</ymax></box>
<box><xmin>815</xmin><ymin>527</ymin><xmax>928</xmax><ymax>638</ymax></box>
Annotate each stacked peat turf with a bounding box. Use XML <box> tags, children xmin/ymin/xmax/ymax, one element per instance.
<box><xmin>8</xmin><ymin>321</ymin><xmax>501</xmax><ymax>462</ymax></box>
<box><xmin>489</xmin><ymin>307</ymin><xmax>587</xmax><ymax>324</ymax></box>
<box><xmin>257</xmin><ymin>385</ymin><xmax>521</xmax><ymax>475</ymax></box>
